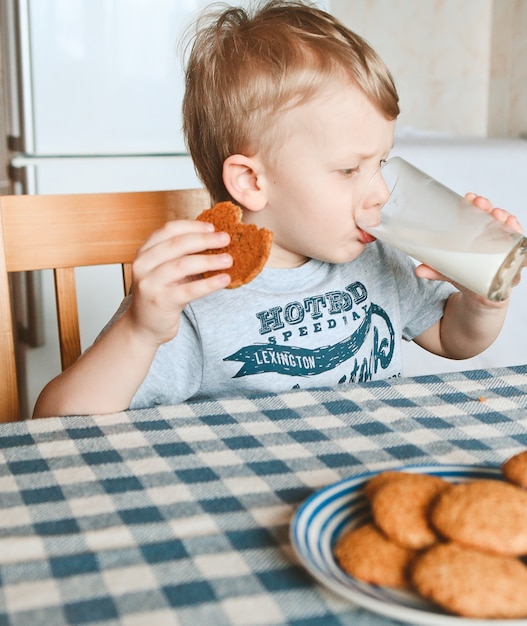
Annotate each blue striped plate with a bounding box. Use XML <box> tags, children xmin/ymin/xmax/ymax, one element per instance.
<box><xmin>290</xmin><ymin>464</ymin><xmax>527</xmax><ymax>626</ymax></box>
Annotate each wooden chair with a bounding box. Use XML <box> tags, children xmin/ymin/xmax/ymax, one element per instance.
<box><xmin>0</xmin><ymin>188</ymin><xmax>210</xmax><ymax>422</ymax></box>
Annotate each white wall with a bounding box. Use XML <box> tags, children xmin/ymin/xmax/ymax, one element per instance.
<box><xmin>331</xmin><ymin>0</ymin><xmax>527</xmax><ymax>138</ymax></box>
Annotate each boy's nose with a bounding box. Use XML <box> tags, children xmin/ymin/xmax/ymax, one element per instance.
<box><xmin>362</xmin><ymin>167</ymin><xmax>391</xmax><ymax>209</ymax></box>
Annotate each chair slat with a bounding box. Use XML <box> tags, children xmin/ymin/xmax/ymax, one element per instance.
<box><xmin>123</xmin><ymin>263</ymin><xmax>133</xmax><ymax>296</ymax></box>
<box><xmin>54</xmin><ymin>268</ymin><xmax>82</xmax><ymax>370</ymax></box>
<box><xmin>0</xmin><ymin>210</ymin><xmax>20</xmax><ymax>419</ymax></box>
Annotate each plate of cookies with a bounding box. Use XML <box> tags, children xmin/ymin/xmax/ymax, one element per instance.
<box><xmin>290</xmin><ymin>453</ymin><xmax>527</xmax><ymax>625</ymax></box>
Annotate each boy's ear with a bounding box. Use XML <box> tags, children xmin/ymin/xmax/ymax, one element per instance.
<box><xmin>222</xmin><ymin>154</ymin><xmax>267</xmax><ymax>211</ymax></box>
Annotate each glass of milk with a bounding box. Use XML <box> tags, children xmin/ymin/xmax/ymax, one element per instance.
<box><xmin>358</xmin><ymin>157</ymin><xmax>527</xmax><ymax>302</ymax></box>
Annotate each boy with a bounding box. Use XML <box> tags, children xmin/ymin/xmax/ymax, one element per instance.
<box><xmin>33</xmin><ymin>0</ymin><xmax>523</xmax><ymax>417</ymax></box>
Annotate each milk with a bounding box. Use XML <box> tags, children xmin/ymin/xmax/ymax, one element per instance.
<box><xmin>366</xmin><ymin>222</ymin><xmax>526</xmax><ymax>301</ymax></box>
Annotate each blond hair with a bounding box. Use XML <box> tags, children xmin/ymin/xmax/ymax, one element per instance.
<box><xmin>182</xmin><ymin>0</ymin><xmax>399</xmax><ymax>202</ymax></box>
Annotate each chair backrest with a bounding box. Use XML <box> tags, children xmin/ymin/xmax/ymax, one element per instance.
<box><xmin>0</xmin><ymin>188</ymin><xmax>210</xmax><ymax>422</ymax></box>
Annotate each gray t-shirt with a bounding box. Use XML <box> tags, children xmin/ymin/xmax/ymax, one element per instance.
<box><xmin>127</xmin><ymin>241</ymin><xmax>454</xmax><ymax>408</ymax></box>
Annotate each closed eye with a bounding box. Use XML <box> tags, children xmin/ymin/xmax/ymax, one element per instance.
<box><xmin>339</xmin><ymin>167</ymin><xmax>359</xmax><ymax>178</ymax></box>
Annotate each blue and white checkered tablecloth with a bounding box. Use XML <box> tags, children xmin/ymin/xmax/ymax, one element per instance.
<box><xmin>1</xmin><ymin>365</ymin><xmax>527</xmax><ymax>626</ymax></box>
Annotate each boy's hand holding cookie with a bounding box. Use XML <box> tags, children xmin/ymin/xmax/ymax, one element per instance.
<box><xmin>127</xmin><ymin>201</ymin><xmax>272</xmax><ymax>348</ymax></box>
<box><xmin>128</xmin><ymin>219</ymin><xmax>233</xmax><ymax>346</ymax></box>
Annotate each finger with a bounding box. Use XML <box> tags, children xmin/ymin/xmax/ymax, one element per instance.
<box><xmin>157</xmin><ymin>251</ymin><xmax>234</xmax><ymax>286</ymax></box>
<box><xmin>464</xmin><ymin>193</ymin><xmax>493</xmax><ymax>212</ymax></box>
<box><xmin>134</xmin><ymin>230</ymin><xmax>230</xmax><ymax>279</ymax></box>
<box><xmin>139</xmin><ymin>219</ymin><xmax>216</xmax><ymax>252</ymax></box>
<box><xmin>134</xmin><ymin>265</ymin><xmax>232</xmax><ymax>322</ymax></box>
<box><xmin>489</xmin><ymin>208</ymin><xmax>523</xmax><ymax>233</ymax></box>
<box><xmin>134</xmin><ymin>249</ymin><xmax>233</xmax><ymax>298</ymax></box>
<box><xmin>414</xmin><ymin>264</ymin><xmax>448</xmax><ymax>282</ymax></box>
<box><xmin>507</xmin><ymin>214</ymin><xmax>523</xmax><ymax>234</ymax></box>
<box><xmin>464</xmin><ymin>194</ymin><xmax>523</xmax><ymax>233</ymax></box>
<box><xmin>168</xmin><ymin>272</ymin><xmax>232</xmax><ymax>305</ymax></box>
<box><xmin>127</xmin><ymin>269</ymin><xmax>232</xmax><ymax>343</ymax></box>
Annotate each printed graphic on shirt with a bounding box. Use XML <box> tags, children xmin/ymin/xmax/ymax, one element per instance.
<box><xmin>224</xmin><ymin>281</ymin><xmax>395</xmax><ymax>383</ymax></box>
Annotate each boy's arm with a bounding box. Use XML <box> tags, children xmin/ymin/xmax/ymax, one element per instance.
<box><xmin>33</xmin><ymin>220</ymin><xmax>232</xmax><ymax>418</ymax></box>
<box><xmin>413</xmin><ymin>290</ymin><xmax>510</xmax><ymax>360</ymax></box>
<box><xmin>33</xmin><ymin>311</ymin><xmax>160</xmax><ymax>417</ymax></box>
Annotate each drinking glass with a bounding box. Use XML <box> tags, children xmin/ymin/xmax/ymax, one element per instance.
<box><xmin>358</xmin><ymin>157</ymin><xmax>527</xmax><ymax>301</ymax></box>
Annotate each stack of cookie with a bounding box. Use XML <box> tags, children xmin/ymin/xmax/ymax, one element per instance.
<box><xmin>334</xmin><ymin>450</ymin><xmax>527</xmax><ymax>619</ymax></box>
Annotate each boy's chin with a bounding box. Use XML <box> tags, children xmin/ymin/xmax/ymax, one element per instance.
<box><xmin>318</xmin><ymin>247</ymin><xmax>368</xmax><ymax>265</ymax></box>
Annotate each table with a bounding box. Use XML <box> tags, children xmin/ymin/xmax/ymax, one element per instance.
<box><xmin>1</xmin><ymin>365</ymin><xmax>527</xmax><ymax>626</ymax></box>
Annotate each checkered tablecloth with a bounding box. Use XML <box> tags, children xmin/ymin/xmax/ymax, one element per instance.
<box><xmin>1</xmin><ymin>365</ymin><xmax>527</xmax><ymax>626</ymax></box>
